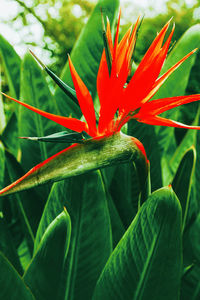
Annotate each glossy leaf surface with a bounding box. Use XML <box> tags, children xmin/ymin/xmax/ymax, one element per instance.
<box><xmin>23</xmin><ymin>210</ymin><xmax>71</xmax><ymax>300</ymax></box>
<box><xmin>0</xmin><ymin>252</ymin><xmax>35</xmax><ymax>300</ymax></box>
<box><xmin>93</xmin><ymin>187</ymin><xmax>182</xmax><ymax>300</ymax></box>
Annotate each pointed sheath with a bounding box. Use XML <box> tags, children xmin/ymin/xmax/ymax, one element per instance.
<box><xmin>0</xmin><ymin>133</ymin><xmax>148</xmax><ymax>196</ymax></box>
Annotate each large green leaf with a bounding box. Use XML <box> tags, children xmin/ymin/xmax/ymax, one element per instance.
<box><xmin>162</xmin><ymin>123</ymin><xmax>197</xmax><ymax>185</ymax></box>
<box><xmin>5</xmin><ymin>150</ymin><xmax>44</xmax><ymax>235</ymax></box>
<box><xmin>34</xmin><ymin>171</ymin><xmax>112</xmax><ymax>300</ymax></box>
<box><xmin>154</xmin><ymin>24</ymin><xmax>200</xmax><ymax>161</ymax></box>
<box><xmin>0</xmin><ymin>142</ymin><xmax>5</xmax><ymax>189</ymax></box>
<box><xmin>0</xmin><ymin>91</ymin><xmax>5</xmax><ymax>133</ymax></box>
<box><xmin>172</xmin><ymin>147</ymin><xmax>196</xmax><ymax>230</ymax></box>
<box><xmin>54</xmin><ymin>0</ymin><xmax>119</xmax><ymax>118</ymax></box>
<box><xmin>23</xmin><ymin>210</ymin><xmax>71</xmax><ymax>300</ymax></box>
<box><xmin>1</xmin><ymin>113</ymin><xmax>19</xmax><ymax>158</ymax></box>
<box><xmin>0</xmin><ymin>217</ymin><xmax>23</xmax><ymax>275</ymax></box>
<box><xmin>0</xmin><ymin>252</ymin><xmax>35</xmax><ymax>300</ymax></box>
<box><xmin>0</xmin><ymin>34</ymin><xmax>21</xmax><ymax>98</ymax></box>
<box><xmin>19</xmin><ymin>53</ymin><xmax>66</xmax><ymax>200</ymax></box>
<box><xmin>181</xmin><ymin>213</ymin><xmax>200</xmax><ymax>300</ymax></box>
<box><xmin>108</xmin><ymin>162</ymin><xmax>141</xmax><ymax>228</ymax></box>
<box><xmin>19</xmin><ymin>53</ymin><xmax>64</xmax><ymax>171</ymax></box>
<box><xmin>93</xmin><ymin>187</ymin><xmax>182</xmax><ymax>300</ymax></box>
<box><xmin>128</xmin><ymin>120</ymin><xmax>162</xmax><ymax>191</ymax></box>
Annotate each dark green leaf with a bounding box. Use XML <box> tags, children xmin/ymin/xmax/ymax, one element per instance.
<box><xmin>5</xmin><ymin>149</ymin><xmax>44</xmax><ymax>235</ymax></box>
<box><xmin>0</xmin><ymin>34</ymin><xmax>21</xmax><ymax>98</ymax></box>
<box><xmin>0</xmin><ymin>142</ymin><xmax>5</xmax><ymax>189</ymax></box>
<box><xmin>108</xmin><ymin>162</ymin><xmax>141</xmax><ymax>229</ymax></box>
<box><xmin>0</xmin><ymin>217</ymin><xmax>23</xmax><ymax>275</ymax></box>
<box><xmin>128</xmin><ymin>120</ymin><xmax>162</xmax><ymax>191</ymax></box>
<box><xmin>172</xmin><ymin>147</ymin><xmax>196</xmax><ymax>230</ymax></box>
<box><xmin>181</xmin><ymin>213</ymin><xmax>200</xmax><ymax>300</ymax></box>
<box><xmin>93</xmin><ymin>187</ymin><xmax>182</xmax><ymax>300</ymax></box>
<box><xmin>23</xmin><ymin>210</ymin><xmax>71</xmax><ymax>300</ymax></box>
<box><xmin>34</xmin><ymin>171</ymin><xmax>112</xmax><ymax>300</ymax></box>
<box><xmin>0</xmin><ymin>92</ymin><xmax>5</xmax><ymax>133</ymax></box>
<box><xmin>1</xmin><ymin>113</ymin><xmax>19</xmax><ymax>158</ymax></box>
<box><xmin>154</xmin><ymin>24</ymin><xmax>200</xmax><ymax>159</ymax></box>
<box><xmin>0</xmin><ymin>252</ymin><xmax>35</xmax><ymax>300</ymax></box>
<box><xmin>19</xmin><ymin>53</ymin><xmax>64</xmax><ymax>171</ymax></box>
<box><xmin>19</xmin><ymin>53</ymin><xmax>64</xmax><ymax>199</ymax></box>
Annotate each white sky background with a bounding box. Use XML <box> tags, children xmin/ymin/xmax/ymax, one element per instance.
<box><xmin>0</xmin><ymin>0</ymin><xmax>199</xmax><ymax>60</ymax></box>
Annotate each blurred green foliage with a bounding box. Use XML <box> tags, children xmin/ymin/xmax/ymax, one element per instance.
<box><xmin>13</xmin><ymin>0</ymin><xmax>95</xmax><ymax>71</ymax></box>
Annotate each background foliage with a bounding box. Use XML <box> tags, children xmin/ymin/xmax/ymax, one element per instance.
<box><xmin>0</xmin><ymin>0</ymin><xmax>200</xmax><ymax>299</ymax></box>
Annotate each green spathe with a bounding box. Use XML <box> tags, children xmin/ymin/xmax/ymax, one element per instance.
<box><xmin>0</xmin><ymin>132</ymin><xmax>147</xmax><ymax>196</ymax></box>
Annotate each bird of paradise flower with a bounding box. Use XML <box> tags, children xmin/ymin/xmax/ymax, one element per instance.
<box><xmin>0</xmin><ymin>11</ymin><xmax>200</xmax><ymax>196</ymax></box>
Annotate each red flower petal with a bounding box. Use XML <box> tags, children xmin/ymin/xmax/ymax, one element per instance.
<box><xmin>112</xmin><ymin>8</ymin><xmax>121</xmax><ymax>70</ymax></box>
<box><xmin>1</xmin><ymin>92</ymin><xmax>87</xmax><ymax>133</ymax></box>
<box><xmin>135</xmin><ymin>19</ymin><xmax>172</xmax><ymax>69</ymax></box>
<box><xmin>142</xmin><ymin>48</ymin><xmax>198</xmax><ymax>103</ymax></box>
<box><xmin>105</xmin><ymin>17</ymin><xmax>113</xmax><ymax>54</ymax></box>
<box><xmin>122</xmin><ymin>23</ymin><xmax>174</xmax><ymax>113</ymax></box>
<box><xmin>68</xmin><ymin>56</ymin><xmax>97</xmax><ymax>136</ymax></box>
<box><xmin>117</xmin><ymin>17</ymin><xmax>140</xmax><ymax>84</ymax></box>
<box><xmin>137</xmin><ymin>115</ymin><xmax>200</xmax><ymax>130</ymax></box>
<box><xmin>137</xmin><ymin>94</ymin><xmax>200</xmax><ymax>116</ymax></box>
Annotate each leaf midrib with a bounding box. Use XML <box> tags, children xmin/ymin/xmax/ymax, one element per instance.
<box><xmin>133</xmin><ymin>221</ymin><xmax>163</xmax><ymax>300</ymax></box>
<box><xmin>64</xmin><ymin>196</ymin><xmax>84</xmax><ymax>300</ymax></box>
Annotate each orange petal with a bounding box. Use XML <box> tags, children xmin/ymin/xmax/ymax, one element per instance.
<box><xmin>1</xmin><ymin>92</ymin><xmax>87</xmax><ymax>133</ymax></box>
<box><xmin>142</xmin><ymin>48</ymin><xmax>198</xmax><ymax>103</ymax></box>
<box><xmin>116</xmin><ymin>25</ymin><xmax>132</xmax><ymax>73</ymax></box>
<box><xmin>126</xmin><ymin>16</ymin><xmax>140</xmax><ymax>66</ymax></box>
<box><xmin>106</xmin><ymin>17</ymin><xmax>113</xmax><ymax>55</ymax></box>
<box><xmin>137</xmin><ymin>115</ymin><xmax>200</xmax><ymax>129</ymax></box>
<box><xmin>122</xmin><ymin>25</ymin><xmax>174</xmax><ymax>113</ymax></box>
<box><xmin>68</xmin><ymin>56</ymin><xmax>97</xmax><ymax>136</ymax></box>
<box><xmin>111</xmin><ymin>8</ymin><xmax>121</xmax><ymax>75</ymax></box>
<box><xmin>136</xmin><ymin>19</ymin><xmax>172</xmax><ymax>70</ymax></box>
<box><xmin>113</xmin><ymin>8</ymin><xmax>121</xmax><ymax>59</ymax></box>
<box><xmin>138</xmin><ymin>94</ymin><xmax>200</xmax><ymax>116</ymax></box>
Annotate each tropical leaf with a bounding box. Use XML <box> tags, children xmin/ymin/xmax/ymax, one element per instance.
<box><xmin>128</xmin><ymin>119</ymin><xmax>162</xmax><ymax>191</ymax></box>
<box><xmin>172</xmin><ymin>147</ymin><xmax>196</xmax><ymax>230</ymax></box>
<box><xmin>108</xmin><ymin>162</ymin><xmax>141</xmax><ymax>228</ymax></box>
<box><xmin>34</xmin><ymin>171</ymin><xmax>112</xmax><ymax>300</ymax></box>
<box><xmin>93</xmin><ymin>187</ymin><xmax>182</xmax><ymax>300</ymax></box>
<box><xmin>0</xmin><ymin>34</ymin><xmax>21</xmax><ymax>98</ymax></box>
<box><xmin>181</xmin><ymin>213</ymin><xmax>200</xmax><ymax>300</ymax></box>
<box><xmin>0</xmin><ymin>92</ymin><xmax>6</xmax><ymax>133</ymax></box>
<box><xmin>23</xmin><ymin>210</ymin><xmax>71</xmax><ymax>300</ymax></box>
<box><xmin>54</xmin><ymin>0</ymin><xmax>120</xmax><ymax>118</ymax></box>
<box><xmin>162</xmin><ymin>123</ymin><xmax>197</xmax><ymax>185</ymax></box>
<box><xmin>19</xmin><ymin>53</ymin><xmax>64</xmax><ymax>171</ymax></box>
<box><xmin>0</xmin><ymin>142</ymin><xmax>5</xmax><ymax>188</ymax></box>
<box><xmin>154</xmin><ymin>24</ymin><xmax>200</xmax><ymax>160</ymax></box>
<box><xmin>1</xmin><ymin>113</ymin><xmax>19</xmax><ymax>158</ymax></box>
<box><xmin>0</xmin><ymin>217</ymin><xmax>23</xmax><ymax>275</ymax></box>
<box><xmin>5</xmin><ymin>150</ymin><xmax>44</xmax><ymax>235</ymax></box>
<box><xmin>0</xmin><ymin>252</ymin><xmax>35</xmax><ymax>300</ymax></box>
